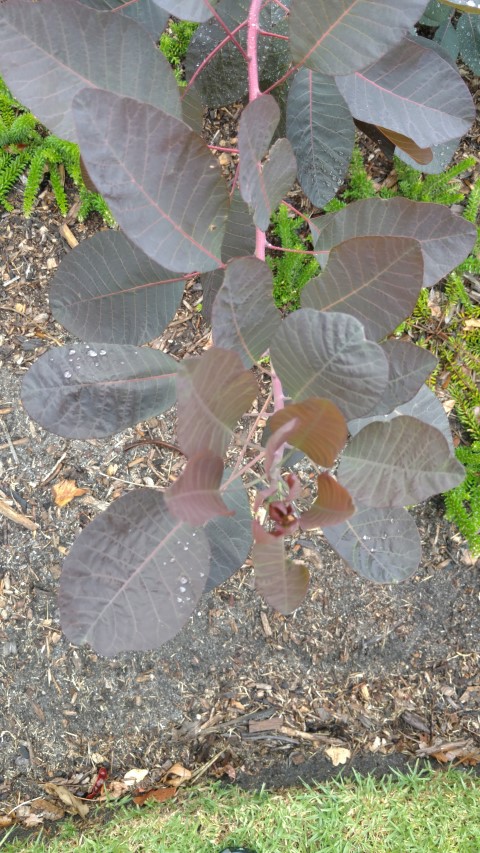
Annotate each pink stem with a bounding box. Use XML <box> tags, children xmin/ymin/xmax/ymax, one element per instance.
<box><xmin>246</xmin><ymin>0</ymin><xmax>286</xmax><ymax>484</ymax></box>
<box><xmin>208</xmin><ymin>145</ymin><xmax>239</xmax><ymax>153</ymax></box>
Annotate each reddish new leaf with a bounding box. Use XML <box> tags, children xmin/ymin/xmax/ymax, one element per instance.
<box><xmin>300</xmin><ymin>473</ymin><xmax>354</xmax><ymax>529</ymax></box>
<box><xmin>267</xmin><ymin>398</ymin><xmax>348</xmax><ymax>471</ymax></box>
<box><xmin>176</xmin><ymin>348</ymin><xmax>258</xmax><ymax>458</ymax></box>
<box><xmin>253</xmin><ymin>522</ymin><xmax>309</xmax><ymax>614</ymax></box>
<box><xmin>166</xmin><ymin>451</ymin><xmax>234</xmax><ymax>526</ymax></box>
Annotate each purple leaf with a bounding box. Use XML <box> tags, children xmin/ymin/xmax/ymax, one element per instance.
<box><xmin>266</xmin><ymin>398</ymin><xmax>348</xmax><ymax>470</ymax></box>
<box><xmin>289</xmin><ymin>0</ymin><xmax>429</xmax><ymax>76</ymax></box>
<box><xmin>270</xmin><ymin>309</ymin><xmax>389</xmax><ymax>420</ymax></box>
<box><xmin>0</xmin><ymin>0</ymin><xmax>180</xmax><ymax>142</ymax></box>
<box><xmin>75</xmin><ymin>0</ymin><xmax>169</xmax><ymax>39</ymax></box>
<box><xmin>335</xmin><ymin>36</ymin><xmax>474</xmax><ymax>147</ymax></box>
<box><xmin>166</xmin><ymin>451</ymin><xmax>234</xmax><ymax>526</ymax></box>
<box><xmin>176</xmin><ymin>348</ymin><xmax>258</xmax><ymax>458</ymax></box>
<box><xmin>59</xmin><ymin>489</ymin><xmax>209</xmax><ymax>655</ymax></box>
<box><xmin>299</xmin><ymin>473</ymin><xmax>355</xmax><ymax>529</ymax></box>
<box><xmin>348</xmin><ymin>384</ymin><xmax>456</xmax><ymax>453</ymax></box>
<box><xmin>253</xmin><ymin>523</ymin><xmax>309</xmax><ymax>614</ymax></box>
<box><xmin>21</xmin><ymin>344</ymin><xmax>177</xmax><ymax>438</ymax></box>
<box><xmin>323</xmin><ymin>506</ymin><xmax>421</xmax><ymax>583</ymax></box>
<box><xmin>286</xmin><ymin>68</ymin><xmax>355</xmax><ymax>208</ymax></box>
<box><xmin>254</xmin><ymin>139</ymin><xmax>297</xmax><ymax>231</ymax></box>
<box><xmin>338</xmin><ymin>416</ymin><xmax>465</xmax><ymax>507</ymax></box>
<box><xmin>367</xmin><ymin>341</ymin><xmax>438</xmax><ymax>415</ymax></box>
<box><xmin>204</xmin><ymin>470</ymin><xmax>252</xmax><ymax>592</ymax></box>
<box><xmin>152</xmin><ymin>0</ymin><xmax>217</xmax><ymax>23</ymax></box>
<box><xmin>200</xmin><ymin>191</ymin><xmax>256</xmax><ymax>322</ymax></box>
<box><xmin>302</xmin><ymin>236</ymin><xmax>424</xmax><ymax>341</ymax></box>
<box><xmin>50</xmin><ymin>231</ymin><xmax>185</xmax><ymax>345</ymax></box>
<box><xmin>212</xmin><ymin>257</ymin><xmax>281</xmax><ymax>367</ymax></box>
<box><xmin>73</xmin><ymin>89</ymin><xmax>228</xmax><ymax>274</ymax></box>
<box><xmin>239</xmin><ymin>95</ymin><xmax>297</xmax><ymax>230</ymax></box>
<box><xmin>314</xmin><ymin>197</ymin><xmax>477</xmax><ymax>287</ymax></box>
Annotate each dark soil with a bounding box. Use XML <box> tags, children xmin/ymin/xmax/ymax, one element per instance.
<box><xmin>1</xmin><ymin>116</ymin><xmax>480</xmax><ymax>835</ymax></box>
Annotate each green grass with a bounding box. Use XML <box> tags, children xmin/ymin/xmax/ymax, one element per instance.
<box><xmin>2</xmin><ymin>766</ymin><xmax>480</xmax><ymax>852</ymax></box>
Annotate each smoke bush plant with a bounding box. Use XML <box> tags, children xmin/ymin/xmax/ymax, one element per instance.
<box><xmin>0</xmin><ymin>0</ymin><xmax>477</xmax><ymax>656</ymax></box>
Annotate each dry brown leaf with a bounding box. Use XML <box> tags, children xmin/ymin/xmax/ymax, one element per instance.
<box><xmin>107</xmin><ymin>780</ymin><xmax>130</xmax><ymax>799</ymax></box>
<box><xmin>0</xmin><ymin>815</ymin><xmax>14</xmax><ymax>828</ymax></box>
<box><xmin>325</xmin><ymin>746</ymin><xmax>351</xmax><ymax>766</ymax></box>
<box><xmin>52</xmin><ymin>479</ymin><xmax>88</xmax><ymax>507</ymax></box>
<box><xmin>162</xmin><ymin>763</ymin><xmax>192</xmax><ymax>787</ymax></box>
<box><xmin>464</xmin><ymin>318</ymin><xmax>480</xmax><ymax>330</ymax></box>
<box><xmin>133</xmin><ymin>787</ymin><xmax>176</xmax><ymax>806</ymax></box>
<box><xmin>43</xmin><ymin>783</ymin><xmax>89</xmax><ymax>817</ymax></box>
<box><xmin>30</xmin><ymin>797</ymin><xmax>65</xmax><ymax>821</ymax></box>
<box><xmin>123</xmin><ymin>768</ymin><xmax>149</xmax><ymax>787</ymax></box>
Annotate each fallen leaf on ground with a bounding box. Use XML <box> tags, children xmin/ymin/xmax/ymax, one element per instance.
<box><xmin>28</xmin><ymin>797</ymin><xmax>65</xmax><ymax>821</ymax></box>
<box><xmin>325</xmin><ymin>746</ymin><xmax>351</xmax><ymax>766</ymax></box>
<box><xmin>464</xmin><ymin>318</ymin><xmax>480</xmax><ymax>330</ymax></box>
<box><xmin>108</xmin><ymin>780</ymin><xmax>130</xmax><ymax>798</ymax></box>
<box><xmin>124</xmin><ymin>768</ymin><xmax>149</xmax><ymax>787</ymax></box>
<box><xmin>162</xmin><ymin>763</ymin><xmax>192</xmax><ymax>787</ymax></box>
<box><xmin>52</xmin><ymin>479</ymin><xmax>88</xmax><ymax>507</ymax></box>
<box><xmin>0</xmin><ymin>815</ymin><xmax>14</xmax><ymax>828</ymax></box>
<box><xmin>133</xmin><ymin>787</ymin><xmax>176</xmax><ymax>806</ymax></box>
<box><xmin>43</xmin><ymin>783</ymin><xmax>89</xmax><ymax>817</ymax></box>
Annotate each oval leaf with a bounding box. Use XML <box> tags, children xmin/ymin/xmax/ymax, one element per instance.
<box><xmin>253</xmin><ymin>522</ymin><xmax>309</xmax><ymax>614</ymax></box>
<box><xmin>212</xmin><ymin>257</ymin><xmax>281</xmax><ymax>367</ymax></box>
<box><xmin>335</xmin><ymin>36</ymin><xmax>474</xmax><ymax>148</ymax></box>
<box><xmin>270</xmin><ymin>309</ymin><xmax>389</xmax><ymax>420</ymax></box>
<box><xmin>204</xmin><ymin>470</ymin><xmax>252</xmax><ymax>592</ymax></box>
<box><xmin>286</xmin><ymin>68</ymin><xmax>355</xmax><ymax>208</ymax></box>
<box><xmin>21</xmin><ymin>344</ymin><xmax>177</xmax><ymax>438</ymax></box>
<box><xmin>50</xmin><ymin>231</ymin><xmax>185</xmax><ymax>345</ymax></box>
<box><xmin>323</xmin><ymin>506</ymin><xmax>422</xmax><ymax>583</ymax></box>
<box><xmin>314</xmin><ymin>197</ymin><xmax>477</xmax><ymax>287</ymax></box>
<box><xmin>302</xmin><ymin>235</ymin><xmax>424</xmax><ymax>341</ymax></box>
<box><xmin>348</xmin><ymin>384</ymin><xmax>456</xmax><ymax>453</ymax></box>
<box><xmin>289</xmin><ymin>0</ymin><xmax>429</xmax><ymax>76</ymax></box>
<box><xmin>0</xmin><ymin>0</ymin><xmax>180</xmax><ymax>142</ymax></box>
<box><xmin>76</xmin><ymin>0</ymin><xmax>169</xmax><ymax>39</ymax></box>
<box><xmin>166</xmin><ymin>451</ymin><xmax>234</xmax><ymax>526</ymax></box>
<box><xmin>176</xmin><ymin>348</ymin><xmax>258</xmax><ymax>458</ymax></box>
<box><xmin>73</xmin><ymin>89</ymin><xmax>228</xmax><ymax>274</ymax></box>
<box><xmin>367</xmin><ymin>341</ymin><xmax>438</xmax><ymax>415</ymax></box>
<box><xmin>267</xmin><ymin>398</ymin><xmax>348</xmax><ymax>469</ymax></box>
<box><xmin>337</xmin><ymin>416</ymin><xmax>465</xmax><ymax>507</ymax></box>
<box><xmin>300</xmin><ymin>473</ymin><xmax>355</xmax><ymax>529</ymax></box>
<box><xmin>59</xmin><ymin>489</ymin><xmax>209</xmax><ymax>655</ymax></box>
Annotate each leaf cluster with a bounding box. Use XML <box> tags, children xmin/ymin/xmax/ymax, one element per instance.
<box><xmin>0</xmin><ymin>0</ymin><xmax>477</xmax><ymax>656</ymax></box>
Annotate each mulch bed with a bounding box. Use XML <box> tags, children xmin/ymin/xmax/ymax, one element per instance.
<box><xmin>1</xmin><ymin>96</ymin><xmax>480</xmax><ymax>835</ymax></box>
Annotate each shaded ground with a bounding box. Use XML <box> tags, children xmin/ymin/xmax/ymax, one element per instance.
<box><xmin>0</xmin><ymin>139</ymin><xmax>479</xmax><ymax>831</ymax></box>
